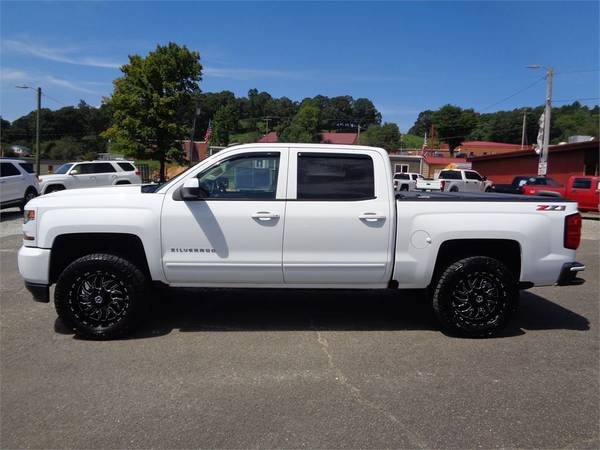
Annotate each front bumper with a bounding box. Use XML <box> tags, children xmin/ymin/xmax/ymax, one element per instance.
<box><xmin>25</xmin><ymin>281</ymin><xmax>50</xmax><ymax>303</ymax></box>
<box><xmin>556</xmin><ymin>262</ymin><xmax>586</xmax><ymax>286</ymax></box>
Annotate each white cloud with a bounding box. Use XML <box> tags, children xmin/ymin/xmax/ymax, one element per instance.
<box><xmin>2</xmin><ymin>39</ymin><xmax>122</xmax><ymax>69</ymax></box>
<box><xmin>0</xmin><ymin>68</ymin><xmax>29</xmax><ymax>82</ymax></box>
<box><xmin>44</xmin><ymin>76</ymin><xmax>101</xmax><ymax>94</ymax></box>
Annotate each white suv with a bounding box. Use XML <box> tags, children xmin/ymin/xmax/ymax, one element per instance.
<box><xmin>39</xmin><ymin>161</ymin><xmax>142</xmax><ymax>194</ymax></box>
<box><xmin>0</xmin><ymin>159</ymin><xmax>40</xmax><ymax>210</ymax></box>
<box><xmin>393</xmin><ymin>172</ymin><xmax>423</xmax><ymax>191</ymax></box>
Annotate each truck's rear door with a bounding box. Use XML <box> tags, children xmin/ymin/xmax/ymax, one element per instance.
<box><xmin>282</xmin><ymin>147</ymin><xmax>394</xmax><ymax>285</ymax></box>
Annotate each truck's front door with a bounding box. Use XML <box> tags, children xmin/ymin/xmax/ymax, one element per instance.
<box><xmin>161</xmin><ymin>150</ymin><xmax>287</xmax><ymax>284</ymax></box>
<box><xmin>282</xmin><ymin>149</ymin><xmax>393</xmax><ymax>285</ymax></box>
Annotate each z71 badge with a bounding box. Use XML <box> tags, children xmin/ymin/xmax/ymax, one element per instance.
<box><xmin>536</xmin><ymin>204</ymin><xmax>566</xmax><ymax>211</ymax></box>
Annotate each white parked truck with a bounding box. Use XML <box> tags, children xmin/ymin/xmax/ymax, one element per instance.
<box><xmin>18</xmin><ymin>144</ymin><xmax>585</xmax><ymax>339</ymax></box>
<box><xmin>393</xmin><ymin>172</ymin><xmax>423</xmax><ymax>191</ymax></box>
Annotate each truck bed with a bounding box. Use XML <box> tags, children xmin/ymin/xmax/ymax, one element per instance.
<box><xmin>395</xmin><ymin>191</ymin><xmax>575</xmax><ymax>202</ymax></box>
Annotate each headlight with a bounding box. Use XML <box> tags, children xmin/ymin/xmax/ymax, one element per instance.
<box><xmin>24</xmin><ymin>210</ymin><xmax>35</xmax><ymax>224</ymax></box>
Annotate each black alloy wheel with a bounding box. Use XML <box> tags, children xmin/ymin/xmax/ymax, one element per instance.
<box><xmin>55</xmin><ymin>254</ymin><xmax>147</xmax><ymax>339</ymax></box>
<box><xmin>432</xmin><ymin>256</ymin><xmax>518</xmax><ymax>337</ymax></box>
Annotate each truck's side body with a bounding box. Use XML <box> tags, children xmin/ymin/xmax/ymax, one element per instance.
<box><xmin>20</xmin><ymin>144</ymin><xmax>580</xmax><ymax>291</ymax></box>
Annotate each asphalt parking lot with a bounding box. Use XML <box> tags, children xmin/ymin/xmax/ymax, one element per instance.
<box><xmin>1</xmin><ymin>208</ymin><xmax>598</xmax><ymax>449</ymax></box>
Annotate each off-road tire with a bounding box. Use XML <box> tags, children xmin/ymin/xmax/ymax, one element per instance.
<box><xmin>449</xmin><ymin>186</ymin><xmax>459</xmax><ymax>192</ymax></box>
<box><xmin>432</xmin><ymin>256</ymin><xmax>518</xmax><ymax>337</ymax></box>
<box><xmin>20</xmin><ymin>187</ymin><xmax>38</xmax><ymax>211</ymax></box>
<box><xmin>55</xmin><ymin>253</ymin><xmax>147</xmax><ymax>339</ymax></box>
<box><xmin>400</xmin><ymin>185</ymin><xmax>409</xmax><ymax>191</ymax></box>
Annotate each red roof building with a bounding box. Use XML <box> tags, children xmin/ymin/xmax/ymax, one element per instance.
<box><xmin>456</xmin><ymin>141</ymin><xmax>533</xmax><ymax>157</ymax></box>
<box><xmin>469</xmin><ymin>140</ymin><xmax>599</xmax><ymax>185</ymax></box>
<box><xmin>257</xmin><ymin>132</ymin><xmax>358</xmax><ymax>145</ymax></box>
<box><xmin>257</xmin><ymin>132</ymin><xmax>279</xmax><ymax>143</ymax></box>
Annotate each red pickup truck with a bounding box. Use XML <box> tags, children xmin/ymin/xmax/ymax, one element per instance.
<box><xmin>523</xmin><ymin>175</ymin><xmax>599</xmax><ymax>212</ymax></box>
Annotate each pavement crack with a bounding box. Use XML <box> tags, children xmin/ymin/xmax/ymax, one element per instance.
<box><xmin>315</xmin><ymin>330</ymin><xmax>426</xmax><ymax>449</ymax></box>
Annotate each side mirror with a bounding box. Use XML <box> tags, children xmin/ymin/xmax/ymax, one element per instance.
<box><xmin>70</xmin><ymin>169</ymin><xmax>78</xmax><ymax>175</ymax></box>
<box><xmin>181</xmin><ymin>178</ymin><xmax>208</xmax><ymax>201</ymax></box>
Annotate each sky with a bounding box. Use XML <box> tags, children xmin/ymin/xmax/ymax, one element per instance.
<box><xmin>1</xmin><ymin>1</ymin><xmax>598</xmax><ymax>132</ymax></box>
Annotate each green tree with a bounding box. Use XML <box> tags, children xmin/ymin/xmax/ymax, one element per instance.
<box><xmin>103</xmin><ymin>42</ymin><xmax>202</xmax><ymax>181</ymax></box>
<box><xmin>209</xmin><ymin>104</ymin><xmax>239</xmax><ymax>146</ymax></box>
<box><xmin>408</xmin><ymin>110</ymin><xmax>433</xmax><ymax>137</ymax></box>
<box><xmin>359</xmin><ymin>123</ymin><xmax>401</xmax><ymax>150</ymax></box>
<box><xmin>431</xmin><ymin>105</ymin><xmax>478</xmax><ymax>153</ymax></box>
<box><xmin>277</xmin><ymin>101</ymin><xmax>321</xmax><ymax>143</ymax></box>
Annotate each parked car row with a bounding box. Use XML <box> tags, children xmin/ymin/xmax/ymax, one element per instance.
<box><xmin>1</xmin><ymin>158</ymin><xmax>141</xmax><ymax>210</ymax></box>
<box><xmin>394</xmin><ymin>169</ymin><xmax>493</xmax><ymax>193</ymax></box>
<box><xmin>392</xmin><ymin>168</ymin><xmax>598</xmax><ymax>211</ymax></box>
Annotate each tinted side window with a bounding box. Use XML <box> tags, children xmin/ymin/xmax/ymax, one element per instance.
<box><xmin>92</xmin><ymin>163</ymin><xmax>116</xmax><ymax>173</ymax></box>
<box><xmin>572</xmin><ymin>178</ymin><xmax>592</xmax><ymax>189</ymax></box>
<box><xmin>465</xmin><ymin>171</ymin><xmax>482</xmax><ymax>181</ymax></box>
<box><xmin>297</xmin><ymin>153</ymin><xmax>374</xmax><ymax>200</ymax></box>
<box><xmin>197</xmin><ymin>153</ymin><xmax>279</xmax><ymax>199</ymax></box>
<box><xmin>19</xmin><ymin>163</ymin><xmax>34</xmax><ymax>173</ymax></box>
<box><xmin>117</xmin><ymin>162</ymin><xmax>135</xmax><ymax>172</ymax></box>
<box><xmin>0</xmin><ymin>162</ymin><xmax>21</xmax><ymax>177</ymax></box>
<box><xmin>395</xmin><ymin>174</ymin><xmax>409</xmax><ymax>180</ymax></box>
<box><xmin>439</xmin><ymin>170</ymin><xmax>461</xmax><ymax>180</ymax></box>
<box><xmin>73</xmin><ymin>164</ymin><xmax>94</xmax><ymax>174</ymax></box>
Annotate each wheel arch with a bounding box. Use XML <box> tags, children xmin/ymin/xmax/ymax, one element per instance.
<box><xmin>43</xmin><ymin>184</ymin><xmax>66</xmax><ymax>194</ymax></box>
<box><xmin>430</xmin><ymin>238</ymin><xmax>521</xmax><ymax>287</ymax></box>
<box><xmin>49</xmin><ymin>233</ymin><xmax>151</xmax><ymax>284</ymax></box>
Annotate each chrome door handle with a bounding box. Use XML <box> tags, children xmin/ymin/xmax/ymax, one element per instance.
<box><xmin>252</xmin><ymin>211</ymin><xmax>280</xmax><ymax>221</ymax></box>
<box><xmin>359</xmin><ymin>212</ymin><xmax>386</xmax><ymax>221</ymax></box>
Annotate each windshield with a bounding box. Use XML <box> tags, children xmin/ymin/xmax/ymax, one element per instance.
<box><xmin>54</xmin><ymin>163</ymin><xmax>73</xmax><ymax>174</ymax></box>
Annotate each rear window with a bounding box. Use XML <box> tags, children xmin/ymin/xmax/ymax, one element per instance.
<box><xmin>439</xmin><ymin>170</ymin><xmax>461</xmax><ymax>180</ymax></box>
<box><xmin>297</xmin><ymin>153</ymin><xmax>374</xmax><ymax>200</ymax></box>
<box><xmin>117</xmin><ymin>162</ymin><xmax>135</xmax><ymax>172</ymax></box>
<box><xmin>394</xmin><ymin>174</ymin><xmax>410</xmax><ymax>180</ymax></box>
<box><xmin>572</xmin><ymin>178</ymin><xmax>592</xmax><ymax>189</ymax></box>
<box><xmin>91</xmin><ymin>163</ymin><xmax>116</xmax><ymax>173</ymax></box>
<box><xmin>0</xmin><ymin>162</ymin><xmax>20</xmax><ymax>177</ymax></box>
<box><xmin>18</xmin><ymin>163</ymin><xmax>34</xmax><ymax>173</ymax></box>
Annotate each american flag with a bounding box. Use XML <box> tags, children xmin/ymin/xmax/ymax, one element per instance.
<box><xmin>203</xmin><ymin>120</ymin><xmax>213</xmax><ymax>142</ymax></box>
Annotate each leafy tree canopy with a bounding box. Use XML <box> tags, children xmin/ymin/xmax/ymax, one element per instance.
<box><xmin>359</xmin><ymin>123</ymin><xmax>401</xmax><ymax>150</ymax></box>
<box><xmin>102</xmin><ymin>42</ymin><xmax>202</xmax><ymax>181</ymax></box>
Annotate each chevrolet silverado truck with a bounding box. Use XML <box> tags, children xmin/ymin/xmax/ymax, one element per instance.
<box><xmin>18</xmin><ymin>144</ymin><xmax>585</xmax><ymax>339</ymax></box>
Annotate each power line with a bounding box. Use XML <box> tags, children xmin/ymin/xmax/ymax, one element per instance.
<box><xmin>41</xmin><ymin>92</ymin><xmax>67</xmax><ymax>106</ymax></box>
<box><xmin>480</xmin><ymin>76</ymin><xmax>546</xmax><ymax>112</ymax></box>
<box><xmin>555</xmin><ymin>68</ymin><xmax>600</xmax><ymax>75</ymax></box>
<box><xmin>552</xmin><ymin>97</ymin><xmax>599</xmax><ymax>103</ymax></box>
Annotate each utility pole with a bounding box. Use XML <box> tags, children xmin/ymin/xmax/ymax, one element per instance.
<box><xmin>188</xmin><ymin>105</ymin><xmax>201</xmax><ymax>167</ymax></box>
<box><xmin>527</xmin><ymin>65</ymin><xmax>553</xmax><ymax>175</ymax></box>
<box><xmin>540</xmin><ymin>67</ymin><xmax>553</xmax><ymax>176</ymax></box>
<box><xmin>520</xmin><ymin>109</ymin><xmax>527</xmax><ymax>150</ymax></box>
<box><xmin>16</xmin><ymin>85</ymin><xmax>41</xmax><ymax>174</ymax></box>
<box><xmin>35</xmin><ymin>87</ymin><xmax>41</xmax><ymax>175</ymax></box>
<box><xmin>357</xmin><ymin>123</ymin><xmax>361</xmax><ymax>142</ymax></box>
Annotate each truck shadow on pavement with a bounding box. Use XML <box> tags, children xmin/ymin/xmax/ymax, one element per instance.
<box><xmin>56</xmin><ymin>288</ymin><xmax>590</xmax><ymax>340</ymax></box>
<box><xmin>0</xmin><ymin>210</ymin><xmax>22</xmax><ymax>223</ymax></box>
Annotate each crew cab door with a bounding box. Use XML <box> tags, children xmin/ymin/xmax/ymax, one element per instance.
<box><xmin>161</xmin><ymin>149</ymin><xmax>288</xmax><ymax>284</ymax></box>
<box><xmin>464</xmin><ymin>171</ymin><xmax>483</xmax><ymax>191</ymax></box>
<box><xmin>569</xmin><ymin>177</ymin><xmax>599</xmax><ymax>211</ymax></box>
<box><xmin>282</xmin><ymin>148</ymin><xmax>393</xmax><ymax>285</ymax></box>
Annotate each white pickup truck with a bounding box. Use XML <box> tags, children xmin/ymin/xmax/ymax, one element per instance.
<box><xmin>18</xmin><ymin>144</ymin><xmax>585</xmax><ymax>339</ymax></box>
